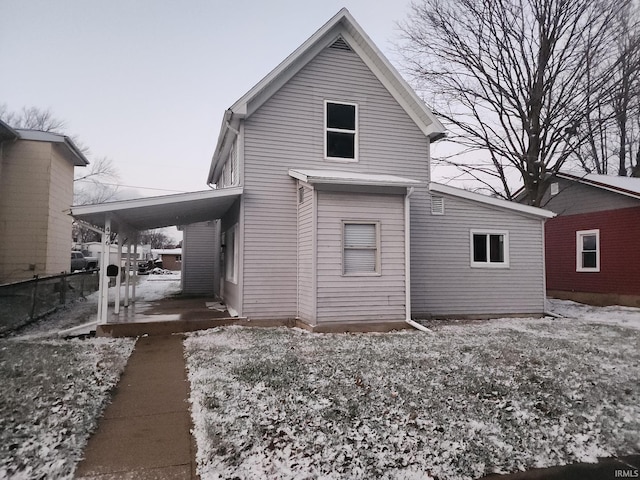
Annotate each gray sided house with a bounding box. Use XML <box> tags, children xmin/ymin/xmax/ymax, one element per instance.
<box><xmin>181</xmin><ymin>8</ymin><xmax>554</xmax><ymax>330</ymax></box>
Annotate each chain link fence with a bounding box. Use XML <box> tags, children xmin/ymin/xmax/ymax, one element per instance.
<box><xmin>0</xmin><ymin>271</ymin><xmax>99</xmax><ymax>335</ymax></box>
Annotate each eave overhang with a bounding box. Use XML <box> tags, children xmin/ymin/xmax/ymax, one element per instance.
<box><xmin>429</xmin><ymin>182</ymin><xmax>556</xmax><ymax>219</ymax></box>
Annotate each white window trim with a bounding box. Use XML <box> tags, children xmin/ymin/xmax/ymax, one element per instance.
<box><xmin>342</xmin><ymin>220</ymin><xmax>381</xmax><ymax>276</ymax></box>
<box><xmin>470</xmin><ymin>230</ymin><xmax>510</xmax><ymax>268</ymax></box>
<box><xmin>576</xmin><ymin>229</ymin><xmax>600</xmax><ymax>272</ymax></box>
<box><xmin>225</xmin><ymin>224</ymin><xmax>239</xmax><ymax>284</ymax></box>
<box><xmin>325</xmin><ymin>100</ymin><xmax>358</xmax><ymax>162</ymax></box>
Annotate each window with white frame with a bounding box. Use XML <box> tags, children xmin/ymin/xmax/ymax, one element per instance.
<box><xmin>326</xmin><ymin>101</ymin><xmax>357</xmax><ymax>160</ymax></box>
<box><xmin>343</xmin><ymin>222</ymin><xmax>380</xmax><ymax>275</ymax></box>
<box><xmin>576</xmin><ymin>229</ymin><xmax>600</xmax><ymax>272</ymax></box>
<box><xmin>225</xmin><ymin>224</ymin><xmax>239</xmax><ymax>283</ymax></box>
<box><xmin>470</xmin><ymin>230</ymin><xmax>510</xmax><ymax>268</ymax></box>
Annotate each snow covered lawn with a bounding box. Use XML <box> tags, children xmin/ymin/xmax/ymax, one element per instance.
<box><xmin>0</xmin><ymin>336</ymin><xmax>134</xmax><ymax>479</ymax></box>
<box><xmin>0</xmin><ymin>275</ymin><xmax>182</xmax><ymax>479</ymax></box>
<box><xmin>185</xmin><ymin>302</ymin><xmax>640</xmax><ymax>480</ymax></box>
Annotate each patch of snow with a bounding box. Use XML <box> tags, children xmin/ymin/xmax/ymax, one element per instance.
<box><xmin>185</xmin><ymin>313</ymin><xmax>640</xmax><ymax>479</ymax></box>
<box><xmin>547</xmin><ymin>298</ymin><xmax>640</xmax><ymax>330</ymax></box>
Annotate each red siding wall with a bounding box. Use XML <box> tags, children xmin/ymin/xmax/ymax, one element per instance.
<box><xmin>545</xmin><ymin>206</ymin><xmax>640</xmax><ymax>295</ymax></box>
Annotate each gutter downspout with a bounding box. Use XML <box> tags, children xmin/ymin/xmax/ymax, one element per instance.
<box><xmin>404</xmin><ymin>187</ymin><xmax>433</xmax><ymax>334</ymax></box>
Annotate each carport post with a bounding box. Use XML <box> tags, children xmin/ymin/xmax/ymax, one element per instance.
<box><xmin>114</xmin><ymin>236</ymin><xmax>122</xmax><ymax>314</ymax></box>
<box><xmin>100</xmin><ymin>217</ymin><xmax>111</xmax><ymax>324</ymax></box>
<box><xmin>97</xmin><ymin>232</ymin><xmax>105</xmax><ymax>323</ymax></box>
<box><xmin>124</xmin><ymin>240</ymin><xmax>131</xmax><ymax>307</ymax></box>
<box><xmin>132</xmin><ymin>241</ymin><xmax>138</xmax><ymax>303</ymax></box>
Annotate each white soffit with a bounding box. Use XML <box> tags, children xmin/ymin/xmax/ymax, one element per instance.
<box><xmin>69</xmin><ymin>187</ymin><xmax>242</xmax><ymax>233</ymax></box>
<box><xmin>429</xmin><ymin>183</ymin><xmax>556</xmax><ymax>219</ymax></box>
<box><xmin>289</xmin><ymin>169</ymin><xmax>422</xmax><ymax>187</ymax></box>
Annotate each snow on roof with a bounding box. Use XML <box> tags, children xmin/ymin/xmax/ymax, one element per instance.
<box><xmin>152</xmin><ymin>248</ymin><xmax>182</xmax><ymax>255</ymax></box>
<box><xmin>429</xmin><ymin>182</ymin><xmax>556</xmax><ymax>219</ymax></box>
<box><xmin>289</xmin><ymin>169</ymin><xmax>422</xmax><ymax>187</ymax></box>
<box><xmin>558</xmin><ymin>171</ymin><xmax>640</xmax><ymax>198</ymax></box>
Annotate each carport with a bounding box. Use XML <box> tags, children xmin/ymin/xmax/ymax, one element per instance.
<box><xmin>68</xmin><ymin>187</ymin><xmax>242</xmax><ymax>329</ymax></box>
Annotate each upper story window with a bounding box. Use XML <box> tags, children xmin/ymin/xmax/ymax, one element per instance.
<box><xmin>325</xmin><ymin>101</ymin><xmax>357</xmax><ymax>161</ymax></box>
<box><xmin>576</xmin><ymin>229</ymin><xmax>600</xmax><ymax>272</ymax></box>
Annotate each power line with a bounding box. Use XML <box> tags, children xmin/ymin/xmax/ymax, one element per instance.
<box><xmin>74</xmin><ymin>179</ymin><xmax>190</xmax><ymax>193</ymax></box>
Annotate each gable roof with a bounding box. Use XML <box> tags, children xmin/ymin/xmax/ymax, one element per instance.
<box><xmin>556</xmin><ymin>171</ymin><xmax>640</xmax><ymax>200</ymax></box>
<box><xmin>429</xmin><ymin>183</ymin><xmax>556</xmax><ymax>219</ymax></box>
<box><xmin>207</xmin><ymin>8</ymin><xmax>445</xmax><ymax>184</ymax></box>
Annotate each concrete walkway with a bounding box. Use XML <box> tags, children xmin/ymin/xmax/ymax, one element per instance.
<box><xmin>75</xmin><ymin>335</ymin><xmax>198</xmax><ymax>479</ymax></box>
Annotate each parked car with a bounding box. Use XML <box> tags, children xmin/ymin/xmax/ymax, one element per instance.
<box><xmin>71</xmin><ymin>251</ymin><xmax>99</xmax><ymax>271</ymax></box>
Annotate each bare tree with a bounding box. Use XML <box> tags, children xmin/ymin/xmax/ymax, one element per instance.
<box><xmin>138</xmin><ymin>230</ymin><xmax>171</xmax><ymax>249</ymax></box>
<box><xmin>401</xmin><ymin>0</ymin><xmax>625</xmax><ymax>205</ymax></box>
<box><xmin>574</xmin><ymin>2</ymin><xmax>640</xmax><ymax>176</ymax></box>
<box><xmin>0</xmin><ymin>104</ymin><xmax>67</xmax><ymax>133</ymax></box>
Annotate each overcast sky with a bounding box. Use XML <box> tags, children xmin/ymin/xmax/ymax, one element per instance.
<box><xmin>1</xmin><ymin>0</ymin><xmax>433</xmax><ymax>201</ymax></box>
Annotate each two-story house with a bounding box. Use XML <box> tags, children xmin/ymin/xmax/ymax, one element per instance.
<box><xmin>71</xmin><ymin>9</ymin><xmax>554</xmax><ymax>331</ymax></box>
<box><xmin>182</xmin><ymin>9</ymin><xmax>554</xmax><ymax>331</ymax></box>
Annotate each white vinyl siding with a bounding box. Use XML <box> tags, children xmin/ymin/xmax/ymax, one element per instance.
<box><xmin>417</xmin><ymin>194</ymin><xmax>546</xmax><ymax>317</ymax></box>
<box><xmin>316</xmin><ymin>192</ymin><xmax>405</xmax><ymax>323</ymax></box>
<box><xmin>576</xmin><ymin>229</ymin><xmax>600</xmax><ymax>272</ymax></box>
<box><xmin>297</xmin><ymin>184</ymin><xmax>316</xmax><ymax>324</ymax></box>
<box><xmin>343</xmin><ymin>222</ymin><xmax>380</xmax><ymax>275</ymax></box>
<box><xmin>241</xmin><ymin>42</ymin><xmax>429</xmax><ymax>321</ymax></box>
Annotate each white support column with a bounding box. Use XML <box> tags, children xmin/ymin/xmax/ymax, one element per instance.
<box><xmin>124</xmin><ymin>239</ymin><xmax>131</xmax><ymax>308</ymax></box>
<box><xmin>96</xmin><ymin>228</ymin><xmax>105</xmax><ymax>323</ymax></box>
<box><xmin>132</xmin><ymin>241</ymin><xmax>138</xmax><ymax>303</ymax></box>
<box><xmin>100</xmin><ymin>217</ymin><xmax>111</xmax><ymax>325</ymax></box>
<box><xmin>114</xmin><ymin>236</ymin><xmax>122</xmax><ymax>314</ymax></box>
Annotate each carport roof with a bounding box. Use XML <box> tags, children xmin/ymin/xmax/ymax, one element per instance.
<box><xmin>69</xmin><ymin>187</ymin><xmax>242</xmax><ymax>233</ymax></box>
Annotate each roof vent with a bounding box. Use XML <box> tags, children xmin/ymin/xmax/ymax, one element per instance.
<box><xmin>330</xmin><ymin>37</ymin><xmax>352</xmax><ymax>51</ymax></box>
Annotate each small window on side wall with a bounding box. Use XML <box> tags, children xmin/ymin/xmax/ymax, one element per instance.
<box><xmin>576</xmin><ymin>229</ymin><xmax>600</xmax><ymax>272</ymax></box>
<box><xmin>343</xmin><ymin>222</ymin><xmax>379</xmax><ymax>275</ymax></box>
<box><xmin>470</xmin><ymin>230</ymin><xmax>509</xmax><ymax>268</ymax></box>
<box><xmin>326</xmin><ymin>101</ymin><xmax>357</xmax><ymax>161</ymax></box>
<box><xmin>225</xmin><ymin>225</ymin><xmax>239</xmax><ymax>283</ymax></box>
